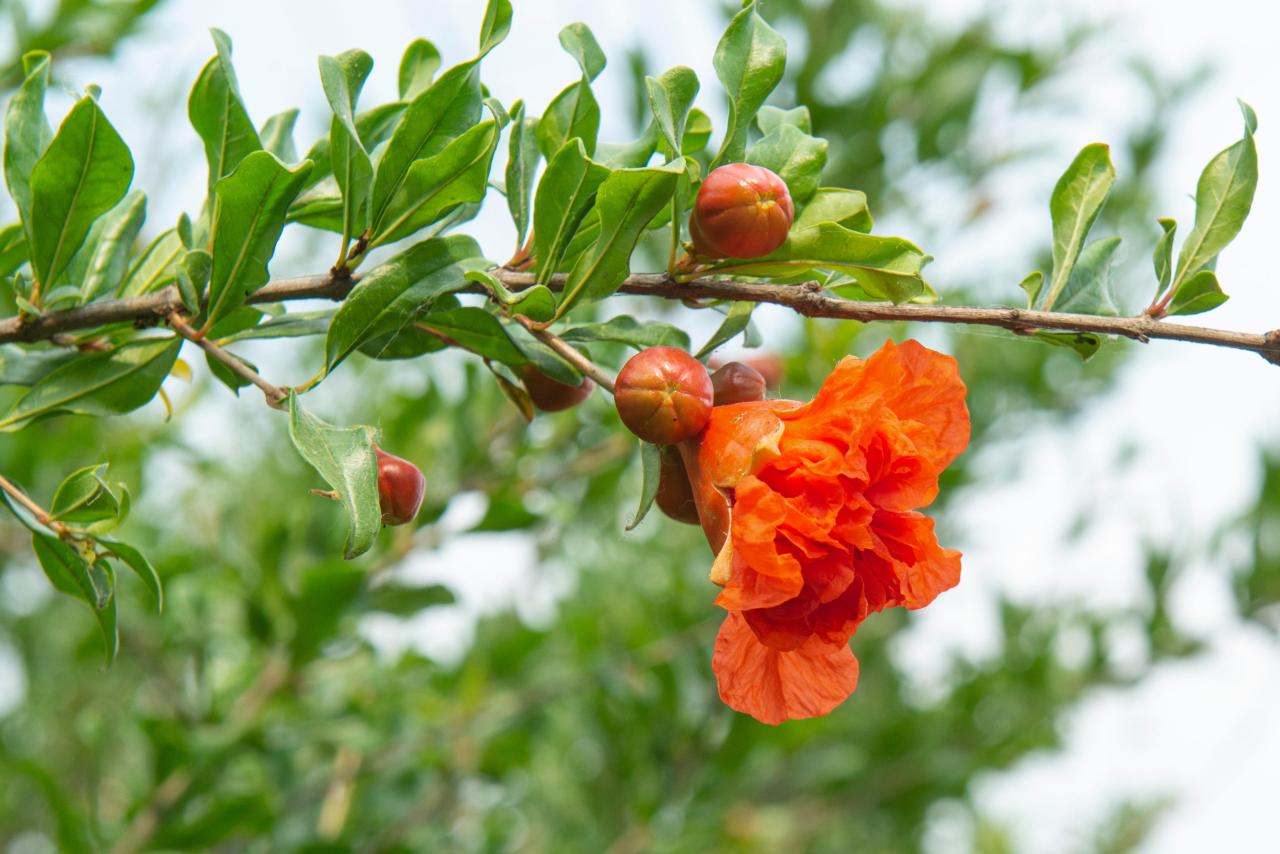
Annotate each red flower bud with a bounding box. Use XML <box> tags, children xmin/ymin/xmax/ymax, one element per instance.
<box><xmin>690</xmin><ymin>163</ymin><xmax>794</xmax><ymax>259</ymax></box>
<box><xmin>519</xmin><ymin>365</ymin><xmax>594</xmax><ymax>412</ymax></box>
<box><xmin>614</xmin><ymin>346</ymin><xmax>714</xmax><ymax>444</ymax></box>
<box><xmin>709</xmin><ymin>361</ymin><xmax>767</xmax><ymax>406</ymax></box>
<box><xmin>656</xmin><ymin>445</ymin><xmax>700</xmax><ymax>525</ymax></box>
<box><xmin>375</xmin><ymin>447</ymin><xmax>426</xmax><ymax>526</ymax></box>
<box><xmin>711</xmin><ymin>352</ymin><xmax>786</xmax><ymax>390</ymax></box>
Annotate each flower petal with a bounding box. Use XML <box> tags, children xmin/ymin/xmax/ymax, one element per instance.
<box><xmin>872</xmin><ymin>510</ymin><xmax>961</xmax><ymax>609</ymax></box>
<box><xmin>712</xmin><ymin>611</ymin><xmax>860</xmax><ymax>725</ymax></box>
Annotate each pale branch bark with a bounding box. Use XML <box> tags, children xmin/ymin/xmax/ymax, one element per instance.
<box><xmin>166</xmin><ymin>313</ymin><xmax>289</xmax><ymax>408</ymax></box>
<box><xmin>3</xmin><ymin>268</ymin><xmax>1279</xmax><ymax>364</ymax></box>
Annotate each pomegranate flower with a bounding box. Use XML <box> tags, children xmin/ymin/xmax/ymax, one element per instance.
<box><xmin>678</xmin><ymin>340</ymin><xmax>969</xmax><ymax>724</ymax></box>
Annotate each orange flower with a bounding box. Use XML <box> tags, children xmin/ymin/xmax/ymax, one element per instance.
<box><xmin>678</xmin><ymin>339</ymin><xmax>969</xmax><ymax>724</ymax></box>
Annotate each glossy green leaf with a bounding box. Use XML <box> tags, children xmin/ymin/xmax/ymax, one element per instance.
<box><xmin>1171</xmin><ymin>107</ymin><xmax>1257</xmax><ymax>294</ymax></box>
<box><xmin>417</xmin><ymin>306</ymin><xmax>526</xmax><ymax>364</ymax></box>
<box><xmin>683</xmin><ymin>108</ymin><xmax>712</xmax><ymax>154</ymax></box>
<box><xmin>49</xmin><ymin>463</ymin><xmax>118</xmax><ymax>523</ymax></box>
<box><xmin>118</xmin><ymin>227</ymin><xmax>182</xmax><ymax>297</ymax></box>
<box><xmin>1167</xmin><ymin>269</ymin><xmax>1227</xmax><ymax>316</ymax></box>
<box><xmin>204</xmin><ymin>151</ymin><xmax>311</xmax><ymax>328</ymax></box>
<box><xmin>794</xmin><ymin>188</ymin><xmax>872</xmax><ymax>233</ymax></box>
<box><xmin>259</xmin><ymin>109</ymin><xmax>299</xmax><ymax>162</ymax></box>
<box><xmin>757</xmin><ymin>105</ymin><xmax>811</xmax><ymax>135</ymax></box>
<box><xmin>287</xmin><ymin>392</ymin><xmax>381</xmax><ymax>559</ymax></box>
<box><xmin>1151</xmin><ymin>217</ymin><xmax>1177</xmax><ymax>299</ymax></box>
<box><xmin>0</xmin><ymin>345</ymin><xmax>76</xmax><ymax>387</ymax></box>
<box><xmin>746</xmin><ymin>124</ymin><xmax>828</xmax><ymax>204</ymax></box>
<box><xmin>4</xmin><ymin>51</ymin><xmax>52</xmax><ymax>232</ymax></box>
<box><xmin>710</xmin><ymin>1</ymin><xmax>786</xmax><ymax>168</ymax></box>
<box><xmin>1043</xmin><ymin>143</ymin><xmax>1115</xmax><ymax>310</ymax></box>
<box><xmin>398</xmin><ymin>39</ymin><xmax>442</xmax><ymax>99</ymax></box>
<box><xmin>175</xmin><ymin>249</ymin><xmax>211</xmax><ymax>313</ymax></box>
<box><xmin>99</xmin><ymin>537</ymin><xmax>162</xmax><ymax>612</ymax></box>
<box><xmin>558</xmin><ymin>162</ymin><xmax>683</xmax><ymax>315</ymax></box>
<box><xmin>696</xmin><ymin>301</ymin><xmax>755</xmax><ymax>359</ymax></box>
<box><xmin>0</xmin><ymin>337</ymin><xmax>180</xmax><ymax>431</ymax></box>
<box><xmin>32</xmin><ymin>533</ymin><xmax>117</xmax><ymax>664</ymax></box>
<box><xmin>478</xmin><ymin>0</ymin><xmax>514</xmax><ymax>56</ymax></box>
<box><xmin>505</xmin><ymin>101</ymin><xmax>540</xmax><ymax>249</ymax></box>
<box><xmin>533</xmin><ymin>139</ymin><xmax>611</xmax><ymax>282</ymax></box>
<box><xmin>303</xmin><ymin>102</ymin><xmax>407</xmax><ymax>191</ymax></box>
<box><xmin>319</xmin><ymin>49</ymin><xmax>375</xmax><ymax>244</ymax></box>
<box><xmin>561</xmin><ymin>316</ymin><xmax>691</xmax><ymax>351</ymax></box>
<box><xmin>466</xmin><ymin>269</ymin><xmax>556</xmax><ymax>323</ymax></box>
<box><xmin>188</xmin><ymin>29</ymin><xmax>261</xmax><ymax>195</ymax></box>
<box><xmin>66</xmin><ymin>189</ymin><xmax>145</xmax><ymax>303</ymax></box>
<box><xmin>1054</xmin><ymin>236</ymin><xmax>1121</xmax><ymax>316</ymax></box>
<box><xmin>325</xmin><ymin>234</ymin><xmax>485</xmax><ymax>370</ymax></box>
<box><xmin>373</xmin><ymin>117</ymin><xmax>502</xmax><ymax>246</ymax></box>
<box><xmin>28</xmin><ymin>96</ymin><xmax>135</xmax><ymax>292</ymax></box>
<box><xmin>625</xmin><ymin>441</ymin><xmax>662</xmax><ymax>531</ymax></box>
<box><xmin>537</xmin><ymin>80</ymin><xmax>601</xmax><ymax>160</ymax></box>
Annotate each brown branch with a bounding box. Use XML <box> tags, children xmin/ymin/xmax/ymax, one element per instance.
<box><xmin>513</xmin><ymin>314</ymin><xmax>617</xmax><ymax>393</ymax></box>
<box><xmin>166</xmin><ymin>313</ymin><xmax>289</xmax><ymax>408</ymax></box>
<box><xmin>3</xmin><ymin>268</ymin><xmax>1280</xmax><ymax>365</ymax></box>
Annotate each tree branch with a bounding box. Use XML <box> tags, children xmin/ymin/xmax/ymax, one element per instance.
<box><xmin>3</xmin><ymin>268</ymin><xmax>1279</xmax><ymax>365</ymax></box>
<box><xmin>166</xmin><ymin>313</ymin><xmax>289</xmax><ymax>408</ymax></box>
<box><xmin>512</xmin><ymin>314</ymin><xmax>617</xmax><ymax>393</ymax></box>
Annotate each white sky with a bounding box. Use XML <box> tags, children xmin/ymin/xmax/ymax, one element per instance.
<box><xmin>7</xmin><ymin>0</ymin><xmax>1280</xmax><ymax>851</ymax></box>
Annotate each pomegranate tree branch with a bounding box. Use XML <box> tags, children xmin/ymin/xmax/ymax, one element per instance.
<box><xmin>513</xmin><ymin>314</ymin><xmax>617</xmax><ymax>393</ymax></box>
<box><xmin>166</xmin><ymin>313</ymin><xmax>289</xmax><ymax>408</ymax></box>
<box><xmin>3</xmin><ymin>268</ymin><xmax>1279</xmax><ymax>365</ymax></box>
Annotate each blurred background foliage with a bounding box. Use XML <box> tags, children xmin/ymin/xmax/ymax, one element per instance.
<box><xmin>0</xmin><ymin>1</ymin><xmax>1275</xmax><ymax>852</ymax></box>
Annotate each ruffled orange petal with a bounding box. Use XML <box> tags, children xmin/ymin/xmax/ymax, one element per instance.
<box><xmin>713</xmin><ymin>611</ymin><xmax>859</xmax><ymax>725</ymax></box>
<box><xmin>872</xmin><ymin>510</ymin><xmax>961</xmax><ymax>609</ymax></box>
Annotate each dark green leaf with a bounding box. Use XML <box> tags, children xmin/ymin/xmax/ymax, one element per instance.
<box><xmin>0</xmin><ymin>337</ymin><xmax>180</xmax><ymax>431</ymax></box>
<box><xmin>287</xmin><ymin>392</ymin><xmax>381</xmax><ymax>559</ymax></box>
<box><xmin>49</xmin><ymin>463</ymin><xmax>118</xmax><ymax>523</ymax></box>
<box><xmin>696</xmin><ymin>301</ymin><xmax>755</xmax><ymax>359</ymax></box>
<box><xmin>0</xmin><ymin>222</ymin><xmax>27</xmax><ymax>279</ymax></box>
<box><xmin>188</xmin><ymin>29</ymin><xmax>261</xmax><ymax>195</ymax></box>
<box><xmin>505</xmin><ymin>101</ymin><xmax>540</xmax><ymax>249</ymax></box>
<box><xmin>29</xmin><ymin>96</ymin><xmax>134</xmax><ymax>292</ymax></box>
<box><xmin>625</xmin><ymin>441</ymin><xmax>662</xmax><ymax>531</ymax></box>
<box><xmin>1054</xmin><ymin>236</ymin><xmax>1121</xmax><ymax>316</ymax></box>
<box><xmin>0</xmin><ymin>345</ymin><xmax>76</xmax><ymax>386</ymax></box>
<box><xmin>503</xmin><ymin>322</ymin><xmax>580</xmax><ymax>385</ymax></box>
<box><xmin>204</xmin><ymin>151</ymin><xmax>311</xmax><ymax>328</ymax></box>
<box><xmin>319</xmin><ymin>49</ymin><xmax>374</xmax><ymax>244</ymax></box>
<box><xmin>417</xmin><ymin>306</ymin><xmax>526</xmax><ymax>364</ymax></box>
<box><xmin>533</xmin><ymin>139</ymin><xmax>611</xmax><ymax>282</ymax></box>
<box><xmin>1167</xmin><ymin>269</ymin><xmax>1227</xmax><ymax>316</ymax></box>
<box><xmin>561</xmin><ymin>316</ymin><xmax>691</xmax><ymax>351</ymax></box>
<box><xmin>259</xmin><ymin>109</ymin><xmax>299</xmax><ymax>162</ymax></box>
<box><xmin>1043</xmin><ymin>143</ymin><xmax>1115</xmax><ymax>310</ymax></box>
<box><xmin>204</xmin><ymin>348</ymin><xmax>256</xmax><ymax>394</ymax></box>
<box><xmin>398</xmin><ymin>39</ymin><xmax>441</xmax><ymax>99</ymax></box>
<box><xmin>4</xmin><ymin>51</ymin><xmax>52</xmax><ymax>232</ymax></box>
<box><xmin>99</xmin><ymin>537</ymin><xmax>162</xmax><ymax>612</ymax></box>
<box><xmin>32</xmin><ymin>533</ymin><xmax>117</xmax><ymax>664</ymax></box>
<box><xmin>710</xmin><ymin>1</ymin><xmax>786</xmax><ymax>168</ymax></box>
<box><xmin>746</xmin><ymin>124</ymin><xmax>827</xmax><ymax>204</ymax></box>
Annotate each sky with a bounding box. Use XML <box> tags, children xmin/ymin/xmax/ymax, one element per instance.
<box><xmin>7</xmin><ymin>0</ymin><xmax>1280</xmax><ymax>851</ymax></box>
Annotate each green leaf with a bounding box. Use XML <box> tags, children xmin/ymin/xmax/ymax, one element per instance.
<box><xmin>558</xmin><ymin>22</ymin><xmax>606</xmax><ymax>81</ymax></box>
<box><xmin>710</xmin><ymin>1</ymin><xmax>786</xmax><ymax>168</ymax></box>
<box><xmin>746</xmin><ymin>124</ymin><xmax>827</xmax><ymax>204</ymax></box>
<box><xmin>367</xmin><ymin>582</ymin><xmax>455</xmax><ymax>616</ymax></box>
<box><xmin>683</xmin><ymin>108</ymin><xmax>712</xmax><ymax>154</ymax></box>
<box><xmin>65</xmin><ymin>189</ymin><xmax>145</xmax><ymax>303</ymax></box>
<box><xmin>204</xmin><ymin>151</ymin><xmax>311</xmax><ymax>329</ymax></box>
<box><xmin>259</xmin><ymin>109</ymin><xmax>299</xmax><ymax>162</ymax></box>
<box><xmin>1035</xmin><ymin>330</ymin><xmax>1100</xmax><ymax>360</ymax></box>
<box><xmin>117</xmin><ymin>227</ymin><xmax>182</xmax><ymax>297</ymax></box>
<box><xmin>558</xmin><ymin>162</ymin><xmax>683</xmax><ymax>315</ymax></box>
<box><xmin>49</xmin><ymin>463</ymin><xmax>118</xmax><ymax>523</ymax></box>
<box><xmin>371</xmin><ymin>61</ymin><xmax>484</xmax><ymax>235</ymax></box>
<box><xmin>0</xmin><ymin>345</ymin><xmax>76</xmax><ymax>387</ymax></box>
<box><xmin>31</xmin><ymin>533</ymin><xmax>117</xmax><ymax>664</ymax></box>
<box><xmin>319</xmin><ymin>49</ymin><xmax>375</xmax><ymax>245</ymax></box>
<box><xmin>537</xmin><ymin>80</ymin><xmax>601</xmax><ymax>160</ymax></box>
<box><xmin>793</xmin><ymin>188</ymin><xmax>872</xmax><ymax>233</ymax></box>
<box><xmin>478</xmin><ymin>0</ymin><xmax>514</xmax><ymax>56</ymax></box>
<box><xmin>417</xmin><ymin>306</ymin><xmax>526</xmax><ymax>364</ymax></box>
<box><xmin>287</xmin><ymin>392</ymin><xmax>381</xmax><ymax>560</ymax></box>
<box><xmin>0</xmin><ymin>222</ymin><xmax>27</xmax><ymax>278</ymax></box>
<box><xmin>1167</xmin><ymin>269</ymin><xmax>1228</xmax><ymax>316</ymax></box>
<box><xmin>1043</xmin><ymin>143</ymin><xmax>1115</xmax><ymax>310</ymax></box>
<box><xmin>398</xmin><ymin>39</ymin><xmax>441</xmax><ymax>99</ymax></box>
<box><xmin>503</xmin><ymin>323</ymin><xmax>580</xmax><ymax>385</ymax></box>
<box><xmin>219</xmin><ymin>309</ymin><xmax>333</xmax><ymax>344</ymax></box>
<box><xmin>1054</xmin><ymin>236</ymin><xmax>1121</xmax><ymax>316</ymax></box>
<box><xmin>596</xmin><ymin>122</ymin><xmax>659</xmax><ymax>169</ymax></box>
<box><xmin>625</xmin><ymin>441</ymin><xmax>662</xmax><ymax>531</ymax></box>
<box><xmin>696</xmin><ymin>301</ymin><xmax>755</xmax><ymax>359</ymax></box>
<box><xmin>713</xmin><ymin>222</ymin><xmax>930</xmax><ymax>304</ymax></box>
<box><xmin>466</xmin><ymin>269</ymin><xmax>555</xmax><ymax>323</ymax></box>
<box><xmin>188</xmin><ymin>29</ymin><xmax>261</xmax><ymax>196</ymax></box>
<box><xmin>505</xmin><ymin>101</ymin><xmax>540</xmax><ymax>249</ymax></box>
<box><xmin>757</xmin><ymin>105</ymin><xmax>811</xmax><ymax>135</ymax></box>
<box><xmin>303</xmin><ymin>102</ymin><xmax>407</xmax><ymax>191</ymax></box>
<box><xmin>1152</xmin><ymin>217</ymin><xmax>1177</xmax><ymax>299</ymax></box>
<box><xmin>1171</xmin><ymin>107</ymin><xmax>1257</xmax><ymax>293</ymax></box>
<box><xmin>1019</xmin><ymin>271</ymin><xmax>1043</xmax><ymax>309</ymax></box>
<box><xmin>204</xmin><ymin>348</ymin><xmax>256</xmax><ymax>394</ymax></box>
<box><xmin>325</xmin><ymin>234</ymin><xmax>484</xmax><ymax>370</ymax></box>
<box><xmin>28</xmin><ymin>96</ymin><xmax>135</xmax><ymax>292</ymax></box>
<box><xmin>373</xmin><ymin>116</ymin><xmax>502</xmax><ymax>246</ymax></box>
<box><xmin>4</xmin><ymin>51</ymin><xmax>52</xmax><ymax>233</ymax></box>
<box><xmin>175</xmin><ymin>249</ymin><xmax>212</xmax><ymax>313</ymax></box>
<box><xmin>0</xmin><ymin>337</ymin><xmax>180</xmax><ymax>431</ymax></box>
<box><xmin>99</xmin><ymin>537</ymin><xmax>162</xmax><ymax>612</ymax></box>
<box><xmin>533</xmin><ymin>139</ymin><xmax>611</xmax><ymax>281</ymax></box>
<box><xmin>561</xmin><ymin>316</ymin><xmax>691</xmax><ymax>351</ymax></box>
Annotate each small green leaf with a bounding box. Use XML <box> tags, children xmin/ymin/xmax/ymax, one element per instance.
<box><xmin>31</xmin><ymin>533</ymin><xmax>117</xmax><ymax>664</ymax></box>
<box><xmin>66</xmin><ymin>189</ymin><xmax>146</xmax><ymax>303</ymax></box>
<box><xmin>561</xmin><ymin>316</ymin><xmax>691</xmax><ymax>351</ymax></box>
<box><xmin>696</xmin><ymin>302</ymin><xmax>755</xmax><ymax>359</ymax></box>
<box><xmin>466</xmin><ymin>270</ymin><xmax>556</xmax><ymax>323</ymax></box>
<box><xmin>625</xmin><ymin>441</ymin><xmax>662</xmax><ymax>531</ymax></box>
<box><xmin>1166</xmin><ymin>269</ymin><xmax>1228</xmax><ymax>316</ymax></box>
<box><xmin>533</xmin><ymin>139</ymin><xmax>611</xmax><ymax>281</ymax></box>
<box><xmin>1170</xmin><ymin>107</ymin><xmax>1257</xmax><ymax>294</ymax></box>
<box><xmin>219</xmin><ymin>310</ymin><xmax>333</xmax><ymax>344</ymax></box>
<box><xmin>478</xmin><ymin>0</ymin><xmax>514</xmax><ymax>56</ymax></box>
<box><xmin>325</xmin><ymin>234</ymin><xmax>485</xmax><ymax>371</ymax></box>
<box><xmin>204</xmin><ymin>348</ymin><xmax>257</xmax><ymax>394</ymax></box>
<box><xmin>488</xmin><ymin>360</ymin><xmax>535</xmax><ymax>421</ymax></box>
<box><xmin>259</xmin><ymin>109</ymin><xmax>299</xmax><ymax>162</ymax></box>
<box><xmin>558</xmin><ymin>162</ymin><xmax>683</xmax><ymax>315</ymax></box>
<box><xmin>29</xmin><ymin>96</ymin><xmax>135</xmax><ymax>292</ymax></box>
<box><xmin>398</xmin><ymin>39</ymin><xmax>442</xmax><ymax>99</ymax></box>
<box><xmin>1152</xmin><ymin>217</ymin><xmax>1177</xmax><ymax>299</ymax></box>
<box><xmin>417</xmin><ymin>306</ymin><xmax>527</xmax><ymax>365</ymax></box>
<box><xmin>505</xmin><ymin>101</ymin><xmax>540</xmax><ymax>249</ymax></box>
<box><xmin>1035</xmin><ymin>330</ymin><xmax>1100</xmax><ymax>360</ymax></box>
<box><xmin>683</xmin><ymin>108</ymin><xmax>712</xmax><ymax>154</ymax></box>
<box><xmin>710</xmin><ymin>1</ymin><xmax>787</xmax><ymax>168</ymax></box>
<box><xmin>0</xmin><ymin>337</ymin><xmax>180</xmax><ymax>431</ymax></box>
<box><xmin>559</xmin><ymin>22</ymin><xmax>606</xmax><ymax>81</ymax></box>
<box><xmin>49</xmin><ymin>463</ymin><xmax>118</xmax><ymax>523</ymax></box>
<box><xmin>99</xmin><ymin>537</ymin><xmax>162</xmax><ymax>612</ymax></box>
<box><xmin>503</xmin><ymin>323</ymin><xmax>580</xmax><ymax>385</ymax></box>
<box><xmin>0</xmin><ymin>222</ymin><xmax>27</xmax><ymax>279</ymax></box>
<box><xmin>319</xmin><ymin>49</ymin><xmax>375</xmax><ymax>245</ymax></box>
<box><xmin>367</xmin><ymin>582</ymin><xmax>455</xmax><ymax>615</ymax></box>
<box><xmin>746</xmin><ymin>124</ymin><xmax>827</xmax><ymax>204</ymax></box>
<box><xmin>757</xmin><ymin>105</ymin><xmax>811</xmax><ymax>135</ymax></box>
<box><xmin>1053</xmin><ymin>236</ymin><xmax>1121</xmax><ymax>316</ymax></box>
<box><xmin>287</xmin><ymin>391</ymin><xmax>382</xmax><ymax>560</ymax></box>
<box><xmin>4</xmin><ymin>51</ymin><xmax>52</xmax><ymax>233</ymax></box>
<box><xmin>175</xmin><ymin>249</ymin><xmax>212</xmax><ymax>313</ymax></box>
<box><xmin>793</xmin><ymin>188</ymin><xmax>872</xmax><ymax>233</ymax></box>
<box><xmin>188</xmin><ymin>29</ymin><xmax>262</xmax><ymax>196</ymax></box>
<box><xmin>1043</xmin><ymin>143</ymin><xmax>1115</xmax><ymax>310</ymax></box>
<box><xmin>204</xmin><ymin>151</ymin><xmax>312</xmax><ymax>328</ymax></box>
<box><xmin>117</xmin><ymin>227</ymin><xmax>182</xmax><ymax>297</ymax></box>
<box><xmin>646</xmin><ymin>66</ymin><xmax>700</xmax><ymax>157</ymax></box>
<box><xmin>1019</xmin><ymin>271</ymin><xmax>1044</xmax><ymax>309</ymax></box>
